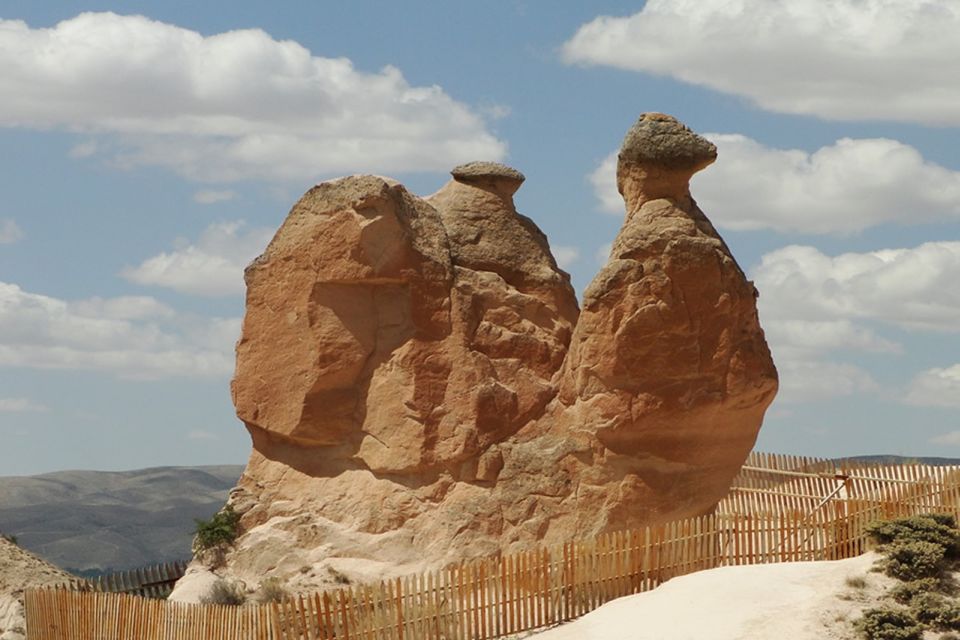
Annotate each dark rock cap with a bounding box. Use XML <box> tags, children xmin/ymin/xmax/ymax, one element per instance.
<box><xmin>451</xmin><ymin>161</ymin><xmax>525</xmax><ymax>184</ymax></box>
<box><xmin>618</xmin><ymin>113</ymin><xmax>717</xmax><ymax>170</ymax></box>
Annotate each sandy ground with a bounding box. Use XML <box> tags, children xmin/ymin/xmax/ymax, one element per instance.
<box><xmin>0</xmin><ymin>536</ymin><xmax>73</xmax><ymax>640</ymax></box>
<box><xmin>528</xmin><ymin>552</ymin><xmax>897</xmax><ymax>640</ymax></box>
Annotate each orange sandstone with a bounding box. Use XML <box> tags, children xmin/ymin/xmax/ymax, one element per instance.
<box><xmin>172</xmin><ymin>113</ymin><xmax>777</xmax><ymax>598</ymax></box>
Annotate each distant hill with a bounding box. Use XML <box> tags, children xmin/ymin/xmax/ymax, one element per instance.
<box><xmin>0</xmin><ymin>465</ymin><xmax>243</xmax><ymax>574</ymax></box>
<box><xmin>840</xmin><ymin>455</ymin><xmax>960</xmax><ymax>466</ymax></box>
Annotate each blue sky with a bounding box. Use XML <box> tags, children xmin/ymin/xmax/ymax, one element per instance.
<box><xmin>1</xmin><ymin>1</ymin><xmax>959</xmax><ymax>475</ymax></box>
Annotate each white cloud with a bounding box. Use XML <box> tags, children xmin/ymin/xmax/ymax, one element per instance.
<box><xmin>775</xmin><ymin>361</ymin><xmax>879</xmax><ymax>404</ymax></box>
<box><xmin>0</xmin><ymin>219</ymin><xmax>23</xmax><ymax>244</ymax></box>
<box><xmin>591</xmin><ymin>136</ymin><xmax>960</xmax><ymax>234</ymax></box>
<box><xmin>931</xmin><ymin>431</ymin><xmax>960</xmax><ymax>446</ymax></box>
<box><xmin>68</xmin><ymin>140</ymin><xmax>97</xmax><ymax>158</ymax></box>
<box><xmin>0</xmin><ymin>12</ymin><xmax>506</xmax><ymax>182</ymax></box>
<box><xmin>193</xmin><ymin>190</ymin><xmax>236</xmax><ymax>205</ymax></box>
<box><xmin>0</xmin><ymin>397</ymin><xmax>49</xmax><ymax>413</ymax></box>
<box><xmin>563</xmin><ymin>0</ymin><xmax>960</xmax><ymax>126</ymax></box>
<box><xmin>553</xmin><ymin>246</ymin><xmax>580</xmax><ymax>269</ymax></box>
<box><xmin>589</xmin><ymin>153</ymin><xmax>622</xmax><ymax>215</ymax></box>
<box><xmin>122</xmin><ymin>221</ymin><xmax>273</xmax><ymax>296</ymax></box>
<box><xmin>187</xmin><ymin>429</ymin><xmax>218</xmax><ymax>441</ymax></box>
<box><xmin>0</xmin><ymin>281</ymin><xmax>238</xmax><ymax>379</ymax></box>
<box><xmin>68</xmin><ymin>296</ymin><xmax>174</xmax><ymax>321</ymax></box>
<box><xmin>761</xmin><ymin>320</ymin><xmax>888</xmax><ymax>404</ymax></box>
<box><xmin>906</xmin><ymin>365</ymin><xmax>960</xmax><ymax>408</ymax></box>
<box><xmin>753</xmin><ymin>241</ymin><xmax>960</xmax><ymax>404</ymax></box>
<box><xmin>754</xmin><ymin>242</ymin><xmax>960</xmax><ymax>333</ymax></box>
<box><xmin>595</xmin><ymin>242</ymin><xmax>612</xmax><ymax>265</ymax></box>
<box><xmin>763</xmin><ymin>319</ymin><xmax>902</xmax><ymax>361</ymax></box>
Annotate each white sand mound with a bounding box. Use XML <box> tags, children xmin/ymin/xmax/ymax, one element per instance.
<box><xmin>0</xmin><ymin>537</ymin><xmax>73</xmax><ymax>640</ymax></box>
<box><xmin>530</xmin><ymin>552</ymin><xmax>894</xmax><ymax>640</ymax></box>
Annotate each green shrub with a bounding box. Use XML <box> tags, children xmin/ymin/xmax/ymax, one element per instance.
<box><xmin>910</xmin><ymin>592</ymin><xmax>953</xmax><ymax>625</ymax></box>
<box><xmin>891</xmin><ymin>578</ymin><xmax>942</xmax><ymax>604</ymax></box>
<box><xmin>201</xmin><ymin>578</ymin><xmax>246</xmax><ymax>606</ymax></box>
<box><xmin>880</xmin><ymin>541</ymin><xmax>948</xmax><ymax>581</ymax></box>
<box><xmin>867</xmin><ymin>516</ymin><xmax>960</xmax><ymax>559</ymax></box>
<box><xmin>194</xmin><ymin>505</ymin><xmax>240</xmax><ymax>551</ymax></box>
<box><xmin>927</xmin><ymin>514</ymin><xmax>958</xmax><ymax>529</ymax></box>
<box><xmin>327</xmin><ymin>567</ymin><xmax>350</xmax><ymax>585</ymax></box>
<box><xmin>856</xmin><ymin>607</ymin><xmax>923</xmax><ymax>640</ymax></box>
<box><xmin>847</xmin><ymin>575</ymin><xmax>869</xmax><ymax>589</ymax></box>
<box><xmin>1</xmin><ymin>532</ymin><xmax>17</xmax><ymax>546</ymax></box>
<box><xmin>257</xmin><ymin>577</ymin><xmax>287</xmax><ymax>604</ymax></box>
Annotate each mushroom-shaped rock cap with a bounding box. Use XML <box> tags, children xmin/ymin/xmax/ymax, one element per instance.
<box><xmin>451</xmin><ymin>161</ymin><xmax>525</xmax><ymax>183</ymax></box>
<box><xmin>618</xmin><ymin>113</ymin><xmax>717</xmax><ymax>172</ymax></box>
<box><xmin>450</xmin><ymin>161</ymin><xmax>525</xmax><ymax>198</ymax></box>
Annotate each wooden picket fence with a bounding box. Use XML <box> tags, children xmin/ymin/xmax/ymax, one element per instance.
<box><xmin>63</xmin><ymin>560</ymin><xmax>189</xmax><ymax>599</ymax></box>
<box><xmin>720</xmin><ymin>451</ymin><xmax>960</xmax><ymax>519</ymax></box>
<box><xmin>25</xmin><ymin>452</ymin><xmax>960</xmax><ymax>640</ymax></box>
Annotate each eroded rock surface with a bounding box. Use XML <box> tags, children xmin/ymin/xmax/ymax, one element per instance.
<box><xmin>0</xmin><ymin>537</ymin><xmax>73</xmax><ymax>640</ymax></box>
<box><xmin>172</xmin><ymin>113</ymin><xmax>777</xmax><ymax>600</ymax></box>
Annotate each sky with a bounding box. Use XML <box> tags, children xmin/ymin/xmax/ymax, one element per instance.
<box><xmin>1</xmin><ymin>0</ymin><xmax>959</xmax><ymax>475</ymax></box>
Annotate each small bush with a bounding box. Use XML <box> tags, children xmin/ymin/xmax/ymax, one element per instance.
<box><xmin>202</xmin><ymin>578</ymin><xmax>246</xmax><ymax>606</ymax></box>
<box><xmin>880</xmin><ymin>541</ymin><xmax>948</xmax><ymax>581</ymax></box>
<box><xmin>327</xmin><ymin>567</ymin><xmax>350</xmax><ymax>585</ymax></box>
<box><xmin>856</xmin><ymin>607</ymin><xmax>923</xmax><ymax>640</ymax></box>
<box><xmin>194</xmin><ymin>505</ymin><xmax>240</xmax><ymax>552</ymax></box>
<box><xmin>911</xmin><ymin>592</ymin><xmax>954</xmax><ymax>625</ymax></box>
<box><xmin>847</xmin><ymin>575</ymin><xmax>869</xmax><ymax>589</ymax></box>
<box><xmin>891</xmin><ymin>578</ymin><xmax>942</xmax><ymax>604</ymax></box>
<box><xmin>1</xmin><ymin>532</ymin><xmax>17</xmax><ymax>546</ymax></box>
<box><xmin>867</xmin><ymin>516</ymin><xmax>960</xmax><ymax>559</ymax></box>
<box><xmin>929</xmin><ymin>603</ymin><xmax>960</xmax><ymax>631</ymax></box>
<box><xmin>257</xmin><ymin>577</ymin><xmax>287</xmax><ymax>604</ymax></box>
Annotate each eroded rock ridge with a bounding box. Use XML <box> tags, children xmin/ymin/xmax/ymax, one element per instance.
<box><xmin>173</xmin><ymin>113</ymin><xmax>778</xmax><ymax>597</ymax></box>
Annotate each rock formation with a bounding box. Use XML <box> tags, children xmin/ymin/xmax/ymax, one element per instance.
<box><xmin>0</xmin><ymin>537</ymin><xmax>74</xmax><ymax>640</ymax></box>
<box><xmin>171</xmin><ymin>113</ymin><xmax>777</xmax><ymax>600</ymax></box>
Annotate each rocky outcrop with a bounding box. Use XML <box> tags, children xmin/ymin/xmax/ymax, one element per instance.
<box><xmin>556</xmin><ymin>113</ymin><xmax>779</xmax><ymax>521</ymax></box>
<box><xmin>0</xmin><ymin>537</ymin><xmax>74</xmax><ymax>640</ymax></box>
<box><xmin>171</xmin><ymin>113</ymin><xmax>777</xmax><ymax>600</ymax></box>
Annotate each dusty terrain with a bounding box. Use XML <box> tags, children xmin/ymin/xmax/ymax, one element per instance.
<box><xmin>528</xmin><ymin>552</ymin><xmax>896</xmax><ymax>640</ymax></box>
<box><xmin>0</xmin><ymin>536</ymin><xmax>73</xmax><ymax>640</ymax></box>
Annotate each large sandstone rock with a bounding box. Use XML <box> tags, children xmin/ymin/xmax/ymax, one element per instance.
<box><xmin>556</xmin><ymin>113</ymin><xmax>778</xmax><ymax>522</ymax></box>
<box><xmin>172</xmin><ymin>113</ymin><xmax>777</xmax><ymax>600</ymax></box>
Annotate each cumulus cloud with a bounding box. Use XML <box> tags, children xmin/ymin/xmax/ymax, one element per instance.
<box><xmin>906</xmin><ymin>365</ymin><xmax>960</xmax><ymax>408</ymax></box>
<box><xmin>590</xmin><ymin>136</ymin><xmax>960</xmax><ymax>234</ymax></box>
<box><xmin>594</xmin><ymin>242</ymin><xmax>612</xmax><ymax>265</ymax></box>
<box><xmin>759</xmin><ymin>319</ymin><xmax>886</xmax><ymax>404</ymax></box>
<box><xmin>589</xmin><ymin>153</ymin><xmax>622</xmax><ymax>215</ymax></box>
<box><xmin>122</xmin><ymin>221</ymin><xmax>273</xmax><ymax>296</ymax></box>
<box><xmin>753</xmin><ymin>241</ymin><xmax>960</xmax><ymax>404</ymax></box>
<box><xmin>0</xmin><ymin>12</ymin><xmax>506</xmax><ymax>182</ymax></box>
<box><xmin>774</xmin><ymin>361</ymin><xmax>879</xmax><ymax>404</ymax></box>
<box><xmin>754</xmin><ymin>242</ymin><xmax>960</xmax><ymax>333</ymax></box>
<box><xmin>192</xmin><ymin>190</ymin><xmax>236</xmax><ymax>205</ymax></box>
<box><xmin>931</xmin><ymin>431</ymin><xmax>960</xmax><ymax>446</ymax></box>
<box><xmin>0</xmin><ymin>219</ymin><xmax>23</xmax><ymax>244</ymax></box>
<box><xmin>763</xmin><ymin>319</ymin><xmax>902</xmax><ymax>361</ymax></box>
<box><xmin>0</xmin><ymin>397</ymin><xmax>49</xmax><ymax>413</ymax></box>
<box><xmin>187</xmin><ymin>429</ymin><xmax>219</xmax><ymax>441</ymax></box>
<box><xmin>553</xmin><ymin>246</ymin><xmax>580</xmax><ymax>269</ymax></box>
<box><xmin>0</xmin><ymin>281</ymin><xmax>237</xmax><ymax>379</ymax></box>
<box><xmin>563</xmin><ymin>0</ymin><xmax>960</xmax><ymax>126</ymax></box>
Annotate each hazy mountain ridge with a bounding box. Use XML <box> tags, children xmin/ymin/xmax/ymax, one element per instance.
<box><xmin>0</xmin><ymin>456</ymin><xmax>955</xmax><ymax>577</ymax></box>
<box><xmin>0</xmin><ymin>465</ymin><xmax>243</xmax><ymax>574</ymax></box>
